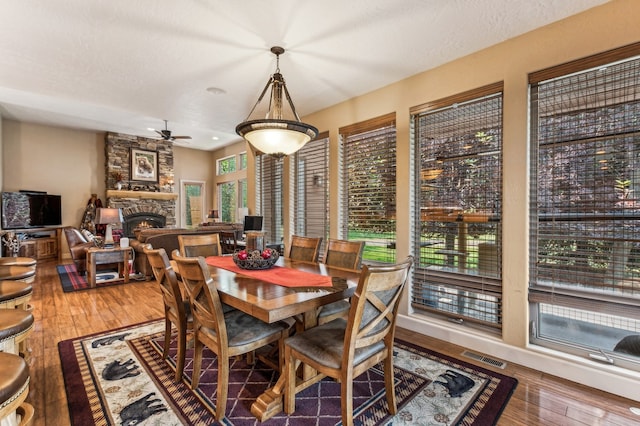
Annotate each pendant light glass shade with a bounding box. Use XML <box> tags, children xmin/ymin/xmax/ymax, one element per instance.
<box><xmin>236</xmin><ymin>47</ymin><xmax>318</xmax><ymax>158</ymax></box>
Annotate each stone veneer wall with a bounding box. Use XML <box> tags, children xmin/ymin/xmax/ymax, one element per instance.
<box><xmin>104</xmin><ymin>132</ymin><xmax>177</xmax><ymax>226</ymax></box>
<box><xmin>105</xmin><ymin>132</ymin><xmax>174</xmax><ymax>190</ymax></box>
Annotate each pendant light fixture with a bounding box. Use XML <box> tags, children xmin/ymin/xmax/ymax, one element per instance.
<box><xmin>236</xmin><ymin>46</ymin><xmax>318</xmax><ymax>158</ymax></box>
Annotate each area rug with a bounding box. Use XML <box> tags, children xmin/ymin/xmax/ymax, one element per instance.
<box><xmin>58</xmin><ymin>320</ymin><xmax>517</xmax><ymax>425</ymax></box>
<box><xmin>56</xmin><ymin>264</ymin><xmax>130</xmax><ymax>292</ymax></box>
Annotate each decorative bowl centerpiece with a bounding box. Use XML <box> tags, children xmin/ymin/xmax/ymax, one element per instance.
<box><xmin>232</xmin><ymin>248</ymin><xmax>279</xmax><ymax>270</ymax></box>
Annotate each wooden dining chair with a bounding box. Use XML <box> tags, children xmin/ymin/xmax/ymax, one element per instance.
<box><xmin>178</xmin><ymin>233</ymin><xmax>223</xmax><ymax>257</ymax></box>
<box><xmin>219</xmin><ymin>231</ymin><xmax>238</xmax><ymax>254</ymax></box>
<box><xmin>316</xmin><ymin>239</ymin><xmax>366</xmax><ymax>325</ymax></box>
<box><xmin>172</xmin><ymin>253</ymin><xmax>293</xmax><ymax>422</ymax></box>
<box><xmin>288</xmin><ymin>235</ymin><xmax>322</xmax><ymax>263</ymax></box>
<box><xmin>143</xmin><ymin>246</ymin><xmax>192</xmax><ymax>382</ymax></box>
<box><xmin>284</xmin><ymin>256</ymin><xmax>413</xmax><ymax>426</ymax></box>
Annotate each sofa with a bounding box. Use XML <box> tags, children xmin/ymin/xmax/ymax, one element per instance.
<box><xmin>131</xmin><ymin>223</ymin><xmax>243</xmax><ymax>280</ymax></box>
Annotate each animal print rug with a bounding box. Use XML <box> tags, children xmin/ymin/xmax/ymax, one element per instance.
<box><xmin>58</xmin><ymin>320</ymin><xmax>517</xmax><ymax>425</ymax></box>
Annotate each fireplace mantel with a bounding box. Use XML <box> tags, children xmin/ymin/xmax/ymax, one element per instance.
<box><xmin>106</xmin><ymin>190</ymin><xmax>178</xmax><ymax>200</ymax></box>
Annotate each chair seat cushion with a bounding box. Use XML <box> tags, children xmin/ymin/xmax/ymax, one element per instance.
<box><xmin>0</xmin><ymin>352</ymin><xmax>29</xmax><ymax>406</ymax></box>
<box><xmin>0</xmin><ymin>281</ymin><xmax>33</xmax><ymax>302</ymax></box>
<box><xmin>317</xmin><ymin>300</ymin><xmax>350</xmax><ymax>319</ymax></box>
<box><xmin>0</xmin><ymin>266</ymin><xmax>35</xmax><ymax>281</ymax></box>
<box><xmin>285</xmin><ymin>318</ymin><xmax>385</xmax><ymax>370</ymax></box>
<box><xmin>201</xmin><ymin>310</ymin><xmax>288</xmax><ymax>348</ymax></box>
<box><xmin>0</xmin><ymin>257</ymin><xmax>36</xmax><ymax>267</ymax></box>
<box><xmin>0</xmin><ymin>311</ymin><xmax>34</xmax><ymax>342</ymax></box>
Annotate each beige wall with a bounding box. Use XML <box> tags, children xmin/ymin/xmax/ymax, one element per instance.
<box><xmin>298</xmin><ymin>0</ymin><xmax>640</xmax><ymax>399</ymax></box>
<box><xmin>2</xmin><ymin>120</ymin><xmax>106</xmax><ymax>227</ymax></box>
<box><xmin>173</xmin><ymin>145</ymin><xmax>216</xmax><ymax>226</ymax></box>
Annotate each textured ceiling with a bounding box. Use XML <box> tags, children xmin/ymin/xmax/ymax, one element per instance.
<box><xmin>0</xmin><ymin>0</ymin><xmax>609</xmax><ymax>150</ymax></box>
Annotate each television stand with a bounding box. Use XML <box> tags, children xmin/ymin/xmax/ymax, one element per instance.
<box><xmin>2</xmin><ymin>227</ymin><xmax>61</xmax><ymax>261</ymax></box>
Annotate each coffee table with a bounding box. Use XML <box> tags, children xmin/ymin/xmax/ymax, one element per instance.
<box><xmin>86</xmin><ymin>246</ymin><xmax>131</xmax><ymax>288</ymax></box>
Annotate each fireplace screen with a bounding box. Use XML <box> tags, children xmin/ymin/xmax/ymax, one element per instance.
<box><xmin>123</xmin><ymin>213</ymin><xmax>166</xmax><ymax>237</ymax></box>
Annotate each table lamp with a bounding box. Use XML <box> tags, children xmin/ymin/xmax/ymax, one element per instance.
<box><xmin>208</xmin><ymin>210</ymin><xmax>219</xmax><ymax>223</ymax></box>
<box><xmin>95</xmin><ymin>208</ymin><xmax>123</xmax><ymax>248</ymax></box>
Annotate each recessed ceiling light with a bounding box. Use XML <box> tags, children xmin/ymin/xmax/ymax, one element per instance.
<box><xmin>147</xmin><ymin>127</ymin><xmax>155</xmax><ymax>131</ymax></box>
<box><xmin>206</xmin><ymin>87</ymin><xmax>226</xmax><ymax>95</ymax></box>
<box><xmin>212</xmin><ymin>136</ymin><xmax>219</xmax><ymax>140</ymax></box>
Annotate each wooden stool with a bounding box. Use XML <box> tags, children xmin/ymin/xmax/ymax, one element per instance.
<box><xmin>0</xmin><ymin>266</ymin><xmax>36</xmax><ymax>284</ymax></box>
<box><xmin>0</xmin><ymin>258</ymin><xmax>36</xmax><ymax>267</ymax></box>
<box><xmin>0</xmin><ymin>352</ymin><xmax>34</xmax><ymax>426</ymax></box>
<box><xmin>0</xmin><ymin>311</ymin><xmax>34</xmax><ymax>359</ymax></box>
<box><xmin>0</xmin><ymin>282</ymin><xmax>33</xmax><ymax>311</ymax></box>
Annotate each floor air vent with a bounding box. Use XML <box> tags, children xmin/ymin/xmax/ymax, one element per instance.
<box><xmin>462</xmin><ymin>351</ymin><xmax>507</xmax><ymax>369</ymax></box>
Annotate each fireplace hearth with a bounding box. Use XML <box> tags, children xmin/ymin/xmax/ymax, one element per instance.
<box><xmin>123</xmin><ymin>212</ymin><xmax>166</xmax><ymax>238</ymax></box>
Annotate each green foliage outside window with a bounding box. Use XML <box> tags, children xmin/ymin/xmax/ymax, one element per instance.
<box><xmin>217</xmin><ymin>156</ymin><xmax>236</xmax><ymax>175</ymax></box>
<box><xmin>220</xmin><ymin>182</ymin><xmax>237</xmax><ymax>222</ymax></box>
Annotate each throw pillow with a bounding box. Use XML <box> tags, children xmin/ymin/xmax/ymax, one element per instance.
<box><xmin>81</xmin><ymin>229</ymin><xmax>98</xmax><ymax>245</ymax></box>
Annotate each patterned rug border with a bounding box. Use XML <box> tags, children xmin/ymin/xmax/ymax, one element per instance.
<box><xmin>58</xmin><ymin>320</ymin><xmax>518</xmax><ymax>425</ymax></box>
<box><xmin>391</xmin><ymin>339</ymin><xmax>518</xmax><ymax>425</ymax></box>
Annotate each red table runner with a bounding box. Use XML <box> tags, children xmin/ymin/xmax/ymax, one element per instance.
<box><xmin>205</xmin><ymin>256</ymin><xmax>333</xmax><ymax>288</ymax></box>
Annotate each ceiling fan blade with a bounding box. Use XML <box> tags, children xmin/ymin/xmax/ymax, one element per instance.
<box><xmin>154</xmin><ymin>130</ymin><xmax>164</xmax><ymax>137</ymax></box>
<box><xmin>172</xmin><ymin>135</ymin><xmax>192</xmax><ymax>140</ymax></box>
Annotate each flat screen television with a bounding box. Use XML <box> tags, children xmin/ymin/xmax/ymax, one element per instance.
<box><xmin>243</xmin><ymin>215</ymin><xmax>263</xmax><ymax>232</ymax></box>
<box><xmin>1</xmin><ymin>191</ymin><xmax>62</xmax><ymax>229</ymax></box>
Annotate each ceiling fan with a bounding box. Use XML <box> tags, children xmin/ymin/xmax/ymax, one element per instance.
<box><xmin>154</xmin><ymin>120</ymin><xmax>192</xmax><ymax>141</ymax></box>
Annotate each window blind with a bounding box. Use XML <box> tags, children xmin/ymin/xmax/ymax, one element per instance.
<box><xmin>339</xmin><ymin>113</ymin><xmax>396</xmax><ymax>264</ymax></box>
<box><xmin>294</xmin><ymin>132</ymin><xmax>329</xmax><ymax>257</ymax></box>
<box><xmin>411</xmin><ymin>83</ymin><xmax>503</xmax><ymax>329</ymax></box>
<box><xmin>256</xmin><ymin>155</ymin><xmax>283</xmax><ymax>245</ymax></box>
<box><xmin>529</xmin><ymin>43</ymin><xmax>640</xmax><ymax>368</ymax></box>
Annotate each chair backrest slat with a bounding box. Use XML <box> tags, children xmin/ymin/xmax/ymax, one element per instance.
<box><xmin>173</xmin><ymin>252</ymin><xmax>228</xmax><ymax>346</ymax></box>
<box><xmin>178</xmin><ymin>234</ymin><xmax>222</xmax><ymax>257</ymax></box>
<box><xmin>143</xmin><ymin>246</ymin><xmax>186</xmax><ymax>322</ymax></box>
<box><xmin>323</xmin><ymin>239</ymin><xmax>365</xmax><ymax>270</ymax></box>
<box><xmin>344</xmin><ymin>256</ymin><xmax>413</xmax><ymax>353</ymax></box>
<box><xmin>288</xmin><ymin>235</ymin><xmax>322</xmax><ymax>263</ymax></box>
<box><xmin>219</xmin><ymin>231</ymin><xmax>237</xmax><ymax>254</ymax></box>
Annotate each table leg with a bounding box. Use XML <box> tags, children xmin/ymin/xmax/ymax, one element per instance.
<box><xmin>123</xmin><ymin>249</ymin><xmax>130</xmax><ymax>283</ymax></box>
<box><xmin>250</xmin><ymin>309</ymin><xmax>321</xmax><ymax>421</ymax></box>
<box><xmin>87</xmin><ymin>253</ymin><xmax>97</xmax><ymax>288</ymax></box>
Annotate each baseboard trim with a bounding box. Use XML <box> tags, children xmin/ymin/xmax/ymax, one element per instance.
<box><xmin>397</xmin><ymin>313</ymin><xmax>640</xmax><ymax>402</ymax></box>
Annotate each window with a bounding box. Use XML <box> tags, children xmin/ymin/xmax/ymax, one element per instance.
<box><xmin>529</xmin><ymin>43</ymin><xmax>640</xmax><ymax>370</ymax></box>
<box><xmin>239</xmin><ymin>152</ymin><xmax>247</xmax><ymax>170</ymax></box>
<box><xmin>411</xmin><ymin>83</ymin><xmax>503</xmax><ymax>330</ymax></box>
<box><xmin>256</xmin><ymin>155</ymin><xmax>283</xmax><ymax>245</ymax></box>
<box><xmin>180</xmin><ymin>180</ymin><xmax>205</xmax><ymax>228</ymax></box>
<box><xmin>218</xmin><ymin>181</ymin><xmax>237</xmax><ymax>222</ymax></box>
<box><xmin>294</xmin><ymin>132</ymin><xmax>329</xmax><ymax>256</ymax></box>
<box><xmin>239</xmin><ymin>178</ymin><xmax>247</xmax><ymax>209</ymax></box>
<box><xmin>217</xmin><ymin>155</ymin><xmax>236</xmax><ymax>175</ymax></box>
<box><xmin>339</xmin><ymin>114</ymin><xmax>396</xmax><ymax>264</ymax></box>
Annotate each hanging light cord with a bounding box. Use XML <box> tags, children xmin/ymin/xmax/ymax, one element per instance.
<box><xmin>241</xmin><ymin>48</ymin><xmax>302</xmax><ymax>122</ymax></box>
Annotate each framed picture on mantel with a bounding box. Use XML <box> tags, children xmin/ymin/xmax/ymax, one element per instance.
<box><xmin>130</xmin><ymin>148</ymin><xmax>159</xmax><ymax>183</ymax></box>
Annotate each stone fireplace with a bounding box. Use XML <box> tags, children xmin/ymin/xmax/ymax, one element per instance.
<box><xmin>106</xmin><ymin>190</ymin><xmax>178</xmax><ymax>237</ymax></box>
<box><xmin>104</xmin><ymin>132</ymin><xmax>178</xmax><ymax>235</ymax></box>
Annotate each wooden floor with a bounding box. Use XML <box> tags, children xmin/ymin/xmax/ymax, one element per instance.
<box><xmin>22</xmin><ymin>259</ymin><xmax>640</xmax><ymax>425</ymax></box>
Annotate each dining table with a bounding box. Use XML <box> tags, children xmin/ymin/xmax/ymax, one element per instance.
<box><xmin>205</xmin><ymin>255</ymin><xmax>361</xmax><ymax>421</ymax></box>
